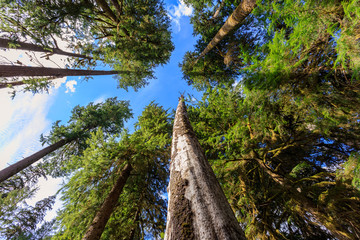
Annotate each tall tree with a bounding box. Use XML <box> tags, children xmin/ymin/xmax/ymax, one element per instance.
<box><xmin>0</xmin><ymin>0</ymin><xmax>174</xmax><ymax>90</ymax></box>
<box><xmin>82</xmin><ymin>164</ymin><xmax>133</xmax><ymax>240</ymax></box>
<box><xmin>164</xmin><ymin>97</ymin><xmax>245</xmax><ymax>239</ymax></box>
<box><xmin>180</xmin><ymin>0</ymin><xmax>260</xmax><ymax>90</ymax></box>
<box><xmin>0</xmin><ymin>65</ymin><xmax>119</xmax><ymax>77</ymax></box>
<box><xmin>194</xmin><ymin>0</ymin><xmax>256</xmax><ymax>63</ymax></box>
<box><xmin>0</xmin><ymin>65</ymin><xmax>124</xmax><ymax>92</ymax></box>
<box><xmin>0</xmin><ymin>97</ymin><xmax>132</xmax><ymax>183</ymax></box>
<box><xmin>0</xmin><ymin>37</ymin><xmax>92</xmax><ymax>59</ymax></box>
<box><xmin>53</xmin><ymin>103</ymin><xmax>172</xmax><ymax>239</ymax></box>
<box><xmin>186</xmin><ymin>86</ymin><xmax>360</xmax><ymax>239</ymax></box>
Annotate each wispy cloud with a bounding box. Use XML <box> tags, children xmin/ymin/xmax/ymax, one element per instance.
<box><xmin>65</xmin><ymin>80</ymin><xmax>77</xmax><ymax>93</ymax></box>
<box><xmin>167</xmin><ymin>0</ymin><xmax>193</xmax><ymax>32</ymax></box>
<box><xmin>0</xmin><ymin>90</ymin><xmax>56</xmax><ymax>169</ymax></box>
<box><xmin>93</xmin><ymin>96</ymin><xmax>106</xmax><ymax>104</ymax></box>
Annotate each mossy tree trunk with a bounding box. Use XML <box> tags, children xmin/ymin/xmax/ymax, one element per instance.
<box><xmin>164</xmin><ymin>97</ymin><xmax>246</xmax><ymax>240</ymax></box>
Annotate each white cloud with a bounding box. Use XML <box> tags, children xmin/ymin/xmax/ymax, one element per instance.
<box><xmin>52</xmin><ymin>77</ymin><xmax>67</xmax><ymax>89</ymax></box>
<box><xmin>65</xmin><ymin>80</ymin><xmax>77</xmax><ymax>93</ymax></box>
<box><xmin>26</xmin><ymin>175</ymin><xmax>63</xmax><ymax>221</ymax></box>
<box><xmin>0</xmin><ymin>89</ymin><xmax>57</xmax><ymax>170</ymax></box>
<box><xmin>168</xmin><ymin>0</ymin><xmax>193</xmax><ymax>32</ymax></box>
<box><xmin>93</xmin><ymin>96</ymin><xmax>106</xmax><ymax>104</ymax></box>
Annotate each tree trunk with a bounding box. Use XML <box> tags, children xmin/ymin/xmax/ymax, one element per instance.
<box><xmin>164</xmin><ymin>97</ymin><xmax>246</xmax><ymax>240</ymax></box>
<box><xmin>0</xmin><ymin>76</ymin><xmax>58</xmax><ymax>89</ymax></box>
<box><xmin>0</xmin><ymin>65</ymin><xmax>120</xmax><ymax>78</ymax></box>
<box><xmin>95</xmin><ymin>0</ymin><xmax>118</xmax><ymax>23</ymax></box>
<box><xmin>212</xmin><ymin>1</ymin><xmax>225</xmax><ymax>20</ymax></box>
<box><xmin>0</xmin><ymin>38</ymin><xmax>92</xmax><ymax>59</ymax></box>
<box><xmin>195</xmin><ymin>0</ymin><xmax>256</xmax><ymax>63</ymax></box>
<box><xmin>82</xmin><ymin>163</ymin><xmax>132</xmax><ymax>240</ymax></box>
<box><xmin>0</xmin><ymin>139</ymin><xmax>67</xmax><ymax>183</ymax></box>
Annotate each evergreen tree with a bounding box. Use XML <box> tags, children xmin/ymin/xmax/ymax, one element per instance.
<box><xmin>187</xmin><ymin>86</ymin><xmax>360</xmax><ymax>239</ymax></box>
<box><xmin>165</xmin><ymin>97</ymin><xmax>245</xmax><ymax>239</ymax></box>
<box><xmin>53</xmin><ymin>103</ymin><xmax>172</xmax><ymax>239</ymax></box>
<box><xmin>194</xmin><ymin>0</ymin><xmax>256</xmax><ymax>63</ymax></box>
<box><xmin>0</xmin><ymin>97</ymin><xmax>132</xmax><ymax>183</ymax></box>
<box><xmin>0</xmin><ymin>65</ymin><xmax>120</xmax><ymax>78</ymax></box>
<box><xmin>0</xmin><ymin>0</ymin><xmax>174</xmax><ymax>90</ymax></box>
<box><xmin>0</xmin><ymin>37</ymin><xmax>92</xmax><ymax>59</ymax></box>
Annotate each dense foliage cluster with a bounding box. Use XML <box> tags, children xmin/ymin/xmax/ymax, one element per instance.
<box><xmin>182</xmin><ymin>0</ymin><xmax>360</xmax><ymax>239</ymax></box>
<box><xmin>0</xmin><ymin>0</ymin><xmax>174</xmax><ymax>90</ymax></box>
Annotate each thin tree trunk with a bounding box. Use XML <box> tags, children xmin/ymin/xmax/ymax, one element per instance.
<box><xmin>164</xmin><ymin>97</ymin><xmax>246</xmax><ymax>240</ymax></box>
<box><xmin>82</xmin><ymin>163</ymin><xmax>133</xmax><ymax>240</ymax></box>
<box><xmin>0</xmin><ymin>76</ymin><xmax>58</xmax><ymax>89</ymax></box>
<box><xmin>0</xmin><ymin>139</ymin><xmax>67</xmax><ymax>183</ymax></box>
<box><xmin>195</xmin><ymin>0</ymin><xmax>256</xmax><ymax>64</ymax></box>
<box><xmin>212</xmin><ymin>1</ymin><xmax>225</xmax><ymax>20</ymax></box>
<box><xmin>0</xmin><ymin>38</ymin><xmax>92</xmax><ymax>59</ymax></box>
<box><xmin>95</xmin><ymin>0</ymin><xmax>118</xmax><ymax>23</ymax></box>
<box><xmin>0</xmin><ymin>65</ymin><xmax>120</xmax><ymax>78</ymax></box>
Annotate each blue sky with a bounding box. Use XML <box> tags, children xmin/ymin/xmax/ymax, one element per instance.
<box><xmin>0</xmin><ymin>0</ymin><xmax>201</xmax><ymax>221</ymax></box>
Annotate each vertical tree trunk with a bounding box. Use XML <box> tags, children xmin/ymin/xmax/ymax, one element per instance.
<box><xmin>0</xmin><ymin>38</ymin><xmax>92</xmax><ymax>59</ymax></box>
<box><xmin>0</xmin><ymin>65</ymin><xmax>120</xmax><ymax>78</ymax></box>
<box><xmin>195</xmin><ymin>0</ymin><xmax>256</xmax><ymax>63</ymax></box>
<box><xmin>164</xmin><ymin>97</ymin><xmax>246</xmax><ymax>240</ymax></box>
<box><xmin>82</xmin><ymin>163</ymin><xmax>133</xmax><ymax>240</ymax></box>
<box><xmin>0</xmin><ymin>139</ymin><xmax>67</xmax><ymax>183</ymax></box>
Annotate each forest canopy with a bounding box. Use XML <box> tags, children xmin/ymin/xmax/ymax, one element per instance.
<box><xmin>0</xmin><ymin>0</ymin><xmax>359</xmax><ymax>239</ymax></box>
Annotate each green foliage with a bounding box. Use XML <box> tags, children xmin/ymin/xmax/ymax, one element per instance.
<box><xmin>53</xmin><ymin>102</ymin><xmax>172</xmax><ymax>239</ymax></box>
<box><xmin>0</xmin><ymin>0</ymin><xmax>174</xmax><ymax>91</ymax></box>
<box><xmin>338</xmin><ymin>153</ymin><xmax>360</xmax><ymax>190</ymax></box>
<box><xmin>187</xmin><ymin>85</ymin><xmax>360</xmax><ymax>239</ymax></box>
<box><xmin>0</xmin><ymin>97</ymin><xmax>132</xmax><ymax>238</ymax></box>
<box><xmin>0</xmin><ymin>162</ymin><xmax>57</xmax><ymax>238</ymax></box>
<box><xmin>40</xmin><ymin>97</ymin><xmax>132</xmax><ymax>177</ymax></box>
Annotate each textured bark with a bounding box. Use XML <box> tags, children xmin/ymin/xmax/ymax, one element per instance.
<box><xmin>164</xmin><ymin>97</ymin><xmax>246</xmax><ymax>240</ymax></box>
<box><xmin>82</xmin><ymin>164</ymin><xmax>132</xmax><ymax>240</ymax></box>
<box><xmin>0</xmin><ymin>38</ymin><xmax>92</xmax><ymax>59</ymax></box>
<box><xmin>0</xmin><ymin>139</ymin><xmax>67</xmax><ymax>183</ymax></box>
<box><xmin>195</xmin><ymin>0</ymin><xmax>256</xmax><ymax>63</ymax></box>
<box><xmin>0</xmin><ymin>65</ymin><xmax>119</xmax><ymax>78</ymax></box>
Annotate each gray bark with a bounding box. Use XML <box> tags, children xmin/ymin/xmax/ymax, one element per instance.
<box><xmin>0</xmin><ymin>139</ymin><xmax>67</xmax><ymax>183</ymax></box>
<box><xmin>164</xmin><ymin>97</ymin><xmax>246</xmax><ymax>240</ymax></box>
